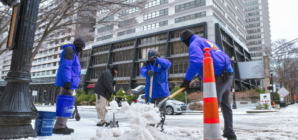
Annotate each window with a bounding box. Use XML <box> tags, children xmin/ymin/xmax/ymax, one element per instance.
<box><xmin>175</xmin><ymin>0</ymin><xmax>206</xmax><ymax>13</ymax></box>
<box><xmin>114</xmin><ymin>64</ymin><xmax>132</xmax><ymax>78</ymax></box>
<box><xmin>118</xmin><ymin>18</ymin><xmax>138</xmax><ymax>27</ymax></box>
<box><xmin>228</xmin><ymin>27</ymin><xmax>237</xmax><ymax>38</ymax></box>
<box><xmin>97</xmin><ymin>25</ymin><xmax>114</xmax><ymax>34</ymax></box>
<box><xmin>112</xmin><ymin>50</ymin><xmax>134</xmax><ymax>63</ymax></box>
<box><xmin>138</xmin><ymin>33</ymin><xmax>167</xmax><ymax>47</ymax></box>
<box><xmin>246</xmin><ymin>17</ymin><xmax>260</xmax><ymax>23</ymax></box>
<box><xmin>175</xmin><ymin>12</ymin><xmax>206</xmax><ymax>23</ymax></box>
<box><xmin>138</xmin><ymin>44</ymin><xmax>166</xmax><ymax>60</ymax></box>
<box><xmin>96</xmin><ymin>34</ymin><xmax>113</xmax><ymax>42</ymax></box>
<box><xmin>113</xmin><ymin>40</ymin><xmax>134</xmax><ymax>50</ymax></box>
<box><xmin>170</xmin><ymin>42</ymin><xmax>188</xmax><ymax>55</ymax></box>
<box><xmin>102</xmin><ymin>15</ymin><xmax>114</xmax><ymax>22</ymax></box>
<box><xmin>170</xmin><ymin>26</ymin><xmax>204</xmax><ymax>39</ymax></box>
<box><xmin>46</xmin><ymin>71</ymin><xmax>50</xmax><ymax>75</ymax></box>
<box><xmin>213</xmin><ymin>1</ymin><xmax>225</xmax><ymax>16</ymax></box>
<box><xmin>42</xmin><ymin>71</ymin><xmax>45</xmax><ymax>75</ymax></box>
<box><xmin>117</xmin><ymin>28</ymin><xmax>136</xmax><ymax>36</ymax></box>
<box><xmin>97</xmin><ymin>8</ymin><xmax>110</xmax><ymax>15</ymax></box>
<box><xmin>144</xmin><ymin>9</ymin><xmax>168</xmax><ymax>21</ymax></box>
<box><xmin>245</xmin><ymin>0</ymin><xmax>258</xmax><ymax>6</ymax></box>
<box><xmin>238</xmin><ymin>19</ymin><xmax>244</xmax><ymax>28</ymax></box>
<box><xmin>246</xmin><ymin>11</ymin><xmax>260</xmax><ymax>17</ymax></box>
<box><xmin>37</xmin><ymin>72</ymin><xmax>40</xmax><ymax>76</ymax></box>
<box><xmin>227</xmin><ymin>6</ymin><xmax>236</xmax><ymax>17</ymax></box>
<box><xmin>119</xmin><ymin>7</ymin><xmax>139</xmax><ymax>17</ymax></box>
<box><xmin>247</xmin><ymin>28</ymin><xmax>261</xmax><ymax>34</ymax></box>
<box><xmin>143</xmin><ymin>20</ymin><xmax>168</xmax><ymax>31</ymax></box>
<box><xmin>238</xmin><ymin>28</ymin><xmax>245</xmax><ymax>38</ymax></box>
<box><xmin>47</xmin><ymin>63</ymin><xmax>51</xmax><ymax>67</ymax></box>
<box><xmin>237</xmin><ymin>9</ymin><xmax>244</xmax><ymax>19</ymax></box>
<box><xmin>48</xmin><ymin>56</ymin><xmax>51</xmax><ymax>60</ymax></box>
<box><xmin>53</xmin><ymin>62</ymin><xmax>56</xmax><ymax>66</ymax></box>
<box><xmin>145</xmin><ymin>0</ymin><xmax>168</xmax><ymax>9</ymax></box>
<box><xmin>93</xmin><ymin>45</ymin><xmax>110</xmax><ymax>54</ymax></box>
<box><xmin>42</xmin><ymin>64</ymin><xmax>46</xmax><ymax>68</ymax></box>
<box><xmin>169</xmin><ymin>57</ymin><xmax>189</xmax><ymax>74</ymax></box>
<box><xmin>247</xmin><ymin>40</ymin><xmax>262</xmax><ymax>46</ymax></box>
<box><xmin>38</xmin><ymin>65</ymin><xmax>41</xmax><ymax>69</ymax></box>
<box><xmin>247</xmin><ymin>34</ymin><xmax>261</xmax><ymax>40</ymax></box>
<box><xmin>227</xmin><ymin>17</ymin><xmax>236</xmax><ymax>28</ymax></box>
<box><xmin>34</xmin><ymin>59</ymin><xmax>37</xmax><ymax>63</ymax></box>
<box><xmin>92</xmin><ymin>54</ymin><xmax>108</xmax><ymax>65</ymax></box>
<box><xmin>245</xmin><ymin>6</ymin><xmax>259</xmax><ymax>11</ymax></box>
<box><xmin>33</xmin><ymin>66</ymin><xmax>36</xmax><ymax>70</ymax></box>
<box><xmin>90</xmin><ymin>67</ymin><xmax>106</xmax><ymax>80</ymax></box>
<box><xmin>49</xmin><ymin>49</ymin><xmax>52</xmax><ymax>53</ymax></box>
<box><xmin>43</xmin><ymin>57</ymin><xmax>47</xmax><ymax>61</ymax></box>
<box><xmin>52</xmin><ymin>70</ymin><xmax>56</xmax><ymax>74</ymax></box>
<box><xmin>248</xmin><ymin>46</ymin><xmax>262</xmax><ymax>51</ymax></box>
<box><xmin>246</xmin><ymin>23</ymin><xmax>260</xmax><ymax>28</ymax></box>
<box><xmin>32</xmin><ymin>73</ymin><xmax>36</xmax><ymax>76</ymax></box>
<box><xmin>213</xmin><ymin>13</ymin><xmax>226</xmax><ymax>27</ymax></box>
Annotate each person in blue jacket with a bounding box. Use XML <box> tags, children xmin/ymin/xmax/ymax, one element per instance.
<box><xmin>140</xmin><ymin>49</ymin><xmax>171</xmax><ymax>131</ymax></box>
<box><xmin>53</xmin><ymin>37</ymin><xmax>85</xmax><ymax>135</ymax></box>
<box><xmin>180</xmin><ymin>29</ymin><xmax>237</xmax><ymax>140</ymax></box>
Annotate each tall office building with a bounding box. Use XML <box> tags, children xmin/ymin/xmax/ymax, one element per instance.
<box><xmin>86</xmin><ymin>0</ymin><xmax>258</xmax><ymax>93</ymax></box>
<box><xmin>244</xmin><ymin>0</ymin><xmax>271</xmax><ymax>61</ymax></box>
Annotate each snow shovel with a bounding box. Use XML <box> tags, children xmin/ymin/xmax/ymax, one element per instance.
<box><xmin>157</xmin><ymin>75</ymin><xmax>200</xmax><ymax>108</ymax></box>
<box><xmin>110</xmin><ymin>95</ymin><xmax>119</xmax><ymax>128</ymax></box>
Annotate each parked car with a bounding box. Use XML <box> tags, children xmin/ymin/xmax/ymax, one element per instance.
<box><xmin>136</xmin><ymin>94</ymin><xmax>187</xmax><ymax>115</ymax></box>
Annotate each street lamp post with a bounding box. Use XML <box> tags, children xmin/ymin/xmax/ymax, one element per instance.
<box><xmin>270</xmin><ymin>73</ymin><xmax>273</xmax><ymax>102</ymax></box>
<box><xmin>231</xmin><ymin>56</ymin><xmax>237</xmax><ymax>109</ymax></box>
<box><xmin>0</xmin><ymin>0</ymin><xmax>40</xmax><ymax>139</ymax></box>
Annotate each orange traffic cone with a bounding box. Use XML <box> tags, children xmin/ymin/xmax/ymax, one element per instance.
<box><xmin>203</xmin><ymin>48</ymin><xmax>221</xmax><ymax>140</ymax></box>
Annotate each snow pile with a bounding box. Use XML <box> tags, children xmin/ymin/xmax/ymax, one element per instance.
<box><xmin>110</xmin><ymin>100</ymin><xmax>118</xmax><ymax>113</ymax></box>
<box><xmin>93</xmin><ymin>102</ymin><xmax>202</xmax><ymax>140</ymax></box>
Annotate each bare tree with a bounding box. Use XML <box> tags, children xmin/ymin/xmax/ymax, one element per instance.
<box><xmin>31</xmin><ymin>0</ymin><xmax>147</xmax><ymax>63</ymax></box>
<box><xmin>264</xmin><ymin>38</ymin><xmax>298</xmax><ymax>101</ymax></box>
<box><xmin>0</xmin><ymin>6</ymin><xmax>11</xmax><ymax>56</ymax></box>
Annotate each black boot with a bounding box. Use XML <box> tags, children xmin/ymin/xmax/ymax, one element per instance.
<box><xmin>223</xmin><ymin>133</ymin><xmax>237</xmax><ymax>140</ymax></box>
<box><xmin>53</xmin><ymin>128</ymin><xmax>72</xmax><ymax>135</ymax></box>
<box><xmin>65</xmin><ymin>126</ymin><xmax>74</xmax><ymax>133</ymax></box>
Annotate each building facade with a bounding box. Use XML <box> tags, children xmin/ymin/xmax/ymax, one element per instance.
<box><xmin>86</xmin><ymin>0</ymin><xmax>260</xmax><ymax>94</ymax></box>
<box><xmin>244</xmin><ymin>0</ymin><xmax>271</xmax><ymax>61</ymax></box>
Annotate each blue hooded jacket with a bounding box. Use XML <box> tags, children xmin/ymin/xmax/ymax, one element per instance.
<box><xmin>55</xmin><ymin>44</ymin><xmax>81</xmax><ymax>89</ymax></box>
<box><xmin>140</xmin><ymin>57</ymin><xmax>171</xmax><ymax>98</ymax></box>
<box><xmin>184</xmin><ymin>35</ymin><xmax>233</xmax><ymax>82</ymax></box>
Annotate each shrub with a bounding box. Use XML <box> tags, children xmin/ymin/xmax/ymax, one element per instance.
<box><xmin>256</xmin><ymin>103</ymin><xmax>263</xmax><ymax>110</ymax></box>
<box><xmin>126</xmin><ymin>95</ymin><xmax>138</xmax><ymax>104</ymax></box>
<box><xmin>75</xmin><ymin>89</ymin><xmax>85</xmax><ymax>103</ymax></box>
<box><xmin>273</xmin><ymin>92</ymin><xmax>280</xmax><ymax>101</ymax></box>
<box><xmin>170</xmin><ymin>86</ymin><xmax>190</xmax><ymax>103</ymax></box>
<box><xmin>116</xmin><ymin>87</ymin><xmax>126</xmax><ymax>97</ymax></box>
<box><xmin>84</xmin><ymin>93</ymin><xmax>92</xmax><ymax>102</ymax></box>
<box><xmin>77</xmin><ymin>94</ymin><xmax>86</xmax><ymax>104</ymax></box>
<box><xmin>89</xmin><ymin>94</ymin><xmax>96</xmax><ymax>104</ymax></box>
<box><xmin>254</xmin><ymin>87</ymin><xmax>265</xmax><ymax>94</ymax></box>
<box><xmin>188</xmin><ymin>102</ymin><xmax>203</xmax><ymax>111</ymax></box>
<box><xmin>264</xmin><ymin>102</ymin><xmax>269</xmax><ymax>109</ymax></box>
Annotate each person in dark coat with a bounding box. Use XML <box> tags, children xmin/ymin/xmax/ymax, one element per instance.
<box><xmin>53</xmin><ymin>37</ymin><xmax>85</xmax><ymax>135</ymax></box>
<box><xmin>94</xmin><ymin>64</ymin><xmax>119</xmax><ymax>126</ymax></box>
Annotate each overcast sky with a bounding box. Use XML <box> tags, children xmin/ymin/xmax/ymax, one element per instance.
<box><xmin>269</xmin><ymin>0</ymin><xmax>298</xmax><ymax>42</ymax></box>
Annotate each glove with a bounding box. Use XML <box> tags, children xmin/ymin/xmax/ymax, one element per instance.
<box><xmin>180</xmin><ymin>79</ymin><xmax>190</xmax><ymax>90</ymax></box>
<box><xmin>113</xmin><ymin>81</ymin><xmax>116</xmax><ymax>86</ymax></box>
<box><xmin>149</xmin><ymin>56</ymin><xmax>156</xmax><ymax>62</ymax></box>
<box><xmin>147</xmin><ymin>70</ymin><xmax>155</xmax><ymax>77</ymax></box>
<box><xmin>64</xmin><ymin>82</ymin><xmax>71</xmax><ymax>90</ymax></box>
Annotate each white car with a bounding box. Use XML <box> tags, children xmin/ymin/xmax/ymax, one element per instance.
<box><xmin>136</xmin><ymin>94</ymin><xmax>187</xmax><ymax>115</ymax></box>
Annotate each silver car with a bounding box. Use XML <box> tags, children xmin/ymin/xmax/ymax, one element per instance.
<box><xmin>136</xmin><ymin>94</ymin><xmax>187</xmax><ymax>115</ymax></box>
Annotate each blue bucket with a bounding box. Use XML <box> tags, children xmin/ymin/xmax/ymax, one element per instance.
<box><xmin>56</xmin><ymin>95</ymin><xmax>75</xmax><ymax>118</ymax></box>
<box><xmin>34</xmin><ymin>111</ymin><xmax>56</xmax><ymax>136</ymax></box>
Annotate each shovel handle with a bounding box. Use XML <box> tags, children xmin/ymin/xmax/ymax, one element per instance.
<box><xmin>168</xmin><ymin>78</ymin><xmax>199</xmax><ymax>99</ymax></box>
<box><xmin>149</xmin><ymin>76</ymin><xmax>153</xmax><ymax>103</ymax></box>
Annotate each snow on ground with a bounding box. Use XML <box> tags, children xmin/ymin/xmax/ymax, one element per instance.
<box><xmin>22</xmin><ymin>103</ymin><xmax>298</xmax><ymax>140</ymax></box>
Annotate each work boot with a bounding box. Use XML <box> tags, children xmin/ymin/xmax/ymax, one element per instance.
<box><xmin>222</xmin><ymin>133</ymin><xmax>237</xmax><ymax>140</ymax></box>
<box><xmin>53</xmin><ymin>128</ymin><xmax>72</xmax><ymax>135</ymax></box>
<box><xmin>65</xmin><ymin>126</ymin><xmax>74</xmax><ymax>133</ymax></box>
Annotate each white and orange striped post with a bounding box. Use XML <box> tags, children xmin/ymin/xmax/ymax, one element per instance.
<box><xmin>203</xmin><ymin>48</ymin><xmax>221</xmax><ymax>140</ymax></box>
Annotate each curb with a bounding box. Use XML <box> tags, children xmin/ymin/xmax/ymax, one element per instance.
<box><xmin>246</xmin><ymin>110</ymin><xmax>279</xmax><ymax>113</ymax></box>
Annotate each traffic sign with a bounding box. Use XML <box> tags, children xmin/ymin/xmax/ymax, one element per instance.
<box><xmin>32</xmin><ymin>91</ymin><xmax>37</xmax><ymax>96</ymax></box>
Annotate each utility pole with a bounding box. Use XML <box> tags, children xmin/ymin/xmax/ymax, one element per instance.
<box><xmin>270</xmin><ymin>74</ymin><xmax>273</xmax><ymax>102</ymax></box>
<box><xmin>0</xmin><ymin>0</ymin><xmax>40</xmax><ymax>139</ymax></box>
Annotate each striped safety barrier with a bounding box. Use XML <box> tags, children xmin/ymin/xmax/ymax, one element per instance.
<box><xmin>203</xmin><ymin>48</ymin><xmax>221</xmax><ymax>140</ymax></box>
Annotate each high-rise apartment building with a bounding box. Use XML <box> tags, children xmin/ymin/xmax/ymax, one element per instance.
<box><xmin>244</xmin><ymin>0</ymin><xmax>271</xmax><ymax>61</ymax></box>
<box><xmin>85</xmin><ymin>0</ymin><xmax>260</xmax><ymax>94</ymax></box>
